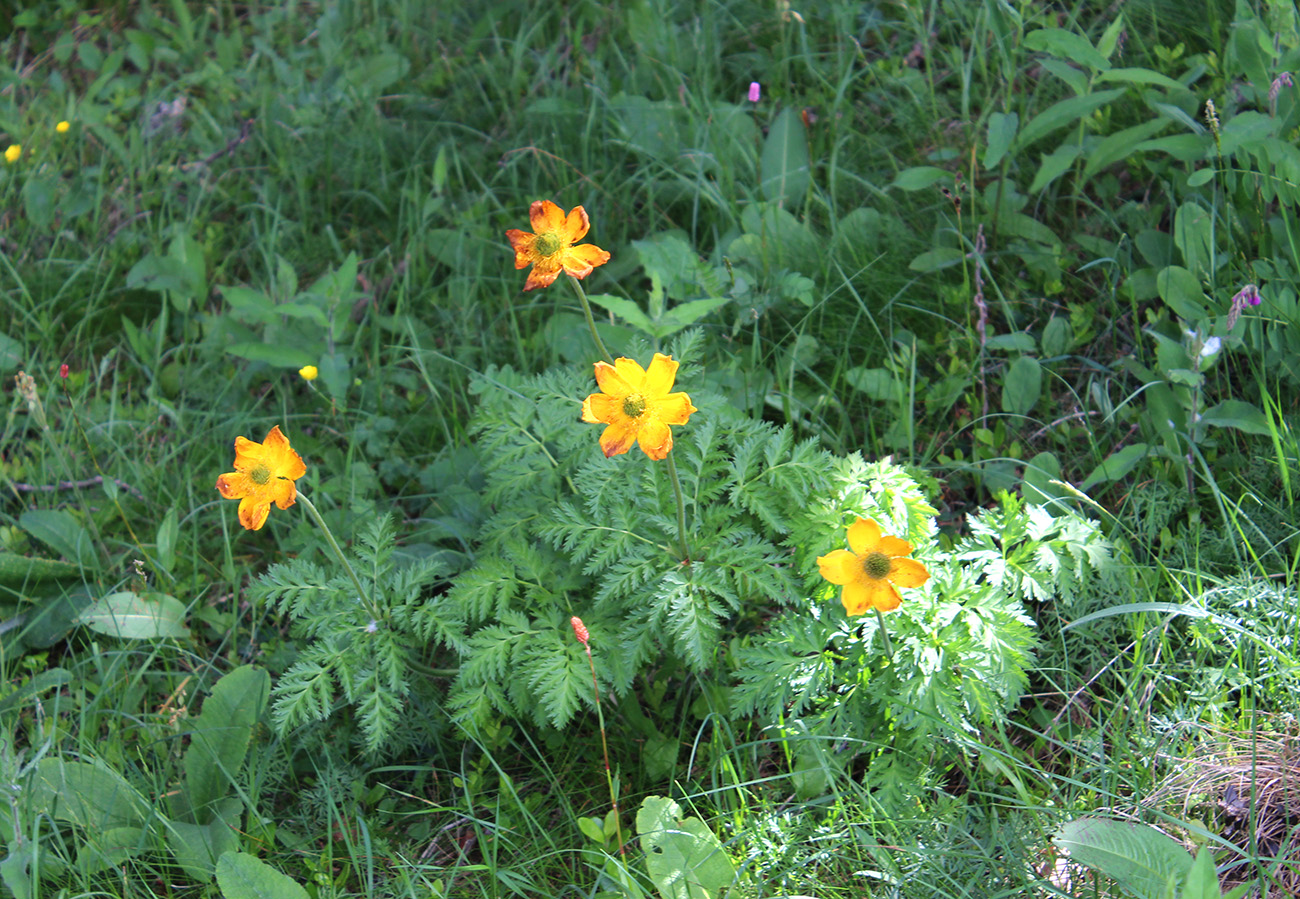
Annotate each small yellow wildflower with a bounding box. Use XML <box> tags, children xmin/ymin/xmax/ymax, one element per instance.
<box><xmin>817</xmin><ymin>517</ymin><xmax>930</xmax><ymax>615</ymax></box>
<box><xmin>56</xmin><ymin>121</ymin><xmax>70</xmax><ymax>133</ymax></box>
<box><xmin>4</xmin><ymin>144</ymin><xmax>20</xmax><ymax>164</ymax></box>
<box><xmin>505</xmin><ymin>200</ymin><xmax>611</xmax><ymax>291</ymax></box>
<box><xmin>581</xmin><ymin>353</ymin><xmax>697</xmax><ymax>460</ymax></box>
<box><xmin>299</xmin><ymin>365</ymin><xmax>318</xmax><ymax>381</ymax></box>
<box><xmin>215</xmin><ymin>425</ymin><xmax>307</xmax><ymax>531</ymax></box>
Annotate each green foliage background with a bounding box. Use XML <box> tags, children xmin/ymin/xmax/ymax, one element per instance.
<box><xmin>2</xmin><ymin>0</ymin><xmax>1299</xmax><ymax>897</ymax></box>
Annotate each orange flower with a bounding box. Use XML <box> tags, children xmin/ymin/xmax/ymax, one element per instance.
<box><xmin>215</xmin><ymin>425</ymin><xmax>307</xmax><ymax>530</ymax></box>
<box><xmin>817</xmin><ymin>518</ymin><xmax>930</xmax><ymax>615</ymax></box>
<box><xmin>581</xmin><ymin>354</ymin><xmax>697</xmax><ymax>461</ymax></box>
<box><xmin>505</xmin><ymin>200</ymin><xmax>611</xmax><ymax>291</ymax></box>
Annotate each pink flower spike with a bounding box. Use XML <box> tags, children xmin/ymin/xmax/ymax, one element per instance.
<box><xmin>570</xmin><ymin>616</ymin><xmax>590</xmax><ymax>646</ymax></box>
<box><xmin>59</xmin><ymin>363</ymin><xmax>69</xmax><ymax>379</ymax></box>
<box><xmin>748</xmin><ymin>82</ymin><xmax>761</xmax><ymax>103</ymax></box>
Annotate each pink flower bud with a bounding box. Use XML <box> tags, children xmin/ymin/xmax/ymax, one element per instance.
<box><xmin>748</xmin><ymin>82</ymin><xmax>761</xmax><ymax>103</ymax></box>
<box><xmin>570</xmin><ymin>616</ymin><xmax>589</xmax><ymax>646</ymax></box>
<box><xmin>59</xmin><ymin>363</ymin><xmax>69</xmax><ymax>379</ymax></box>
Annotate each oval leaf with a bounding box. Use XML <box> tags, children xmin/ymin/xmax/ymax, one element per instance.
<box><xmin>77</xmin><ymin>591</ymin><xmax>190</xmax><ymax>639</ymax></box>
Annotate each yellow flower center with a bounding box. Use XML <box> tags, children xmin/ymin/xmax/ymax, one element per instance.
<box><xmin>622</xmin><ymin>394</ymin><xmax>647</xmax><ymax>418</ymax></box>
<box><xmin>862</xmin><ymin>551</ymin><xmax>892</xmax><ymax>580</ymax></box>
<box><xmin>534</xmin><ymin>231</ymin><xmax>564</xmax><ymax>257</ymax></box>
<box><xmin>249</xmin><ymin>463</ymin><xmax>273</xmax><ymax>486</ymax></box>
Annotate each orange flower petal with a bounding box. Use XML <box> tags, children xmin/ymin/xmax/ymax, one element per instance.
<box><xmin>505</xmin><ymin>229</ymin><xmax>537</xmax><ymax>267</ymax></box>
<box><xmin>230</xmin><ymin>435</ymin><xmax>263</xmax><ymax>471</ymax></box>
<box><xmin>655</xmin><ymin>392</ymin><xmax>697</xmax><ymax>426</ymax></box>
<box><xmin>817</xmin><ymin>549</ymin><xmax>858</xmax><ymax>586</ymax></box>
<box><xmin>522</xmin><ymin>258</ymin><xmax>563</xmax><ymax>291</ymax></box>
<box><xmin>599</xmin><ymin>421</ymin><xmax>638</xmax><ymax>457</ymax></box>
<box><xmin>846</xmin><ymin>517</ymin><xmax>881</xmax><ymax>555</ymax></box>
<box><xmin>594</xmin><ymin>360</ymin><xmax>633</xmax><ymax>397</ymax></box>
<box><xmin>611</xmin><ymin>357</ymin><xmax>648</xmax><ymax>391</ymax></box>
<box><xmin>843</xmin><ymin>578</ymin><xmax>902</xmax><ymax>615</ymax></box>
<box><xmin>563</xmin><ymin>205</ymin><xmax>590</xmax><ymax>242</ymax></box>
<box><xmin>263</xmin><ymin>426</ymin><xmax>306</xmax><ymax>479</ymax></box>
<box><xmin>636</xmin><ymin>418</ymin><xmax>673</xmax><ymax>460</ymax></box>
<box><xmin>889</xmin><ymin>557</ymin><xmax>931</xmax><ymax>588</ymax></box>
<box><xmin>270</xmin><ymin>477</ymin><xmax>297</xmax><ymax>511</ymax></box>
<box><xmin>238</xmin><ymin>497</ymin><xmax>272</xmax><ymax>531</ymax></box>
<box><xmin>529</xmin><ymin>199</ymin><xmax>566</xmax><ymax>234</ymax></box>
<box><xmin>643</xmin><ymin>353</ymin><xmax>679</xmax><ymax>395</ymax></box>
<box><xmin>583</xmin><ymin>392</ymin><xmax>620</xmax><ymax>424</ymax></box>
<box><xmin>876</xmin><ymin>535</ymin><xmax>913</xmax><ymax>558</ymax></box>
<box><xmin>216</xmin><ymin>471</ymin><xmax>250</xmax><ymax>499</ymax></box>
<box><xmin>561</xmin><ymin>243</ymin><xmax>611</xmax><ymax>278</ymax></box>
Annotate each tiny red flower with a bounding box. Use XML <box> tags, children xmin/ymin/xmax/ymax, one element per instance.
<box><xmin>59</xmin><ymin>364</ymin><xmax>69</xmax><ymax>379</ymax></box>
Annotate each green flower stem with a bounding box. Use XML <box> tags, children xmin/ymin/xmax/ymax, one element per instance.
<box><xmin>664</xmin><ymin>452</ymin><xmax>691</xmax><ymax>565</ymax></box>
<box><xmin>565</xmin><ymin>273</ymin><xmax>615</xmax><ymax>365</ymax></box>
<box><xmin>581</xmin><ymin>641</ymin><xmax>626</xmax><ymax>859</ymax></box>
<box><xmin>295</xmin><ymin>491</ymin><xmax>381</xmax><ymax>621</ymax></box>
<box><xmin>873</xmin><ymin>607</ymin><xmax>894</xmax><ymax>662</ymax></box>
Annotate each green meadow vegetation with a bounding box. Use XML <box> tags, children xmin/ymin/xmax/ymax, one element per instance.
<box><xmin>2</xmin><ymin>0</ymin><xmax>1299</xmax><ymax>896</ymax></box>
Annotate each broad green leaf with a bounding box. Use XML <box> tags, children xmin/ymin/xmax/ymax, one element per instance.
<box><xmin>224</xmin><ymin>343</ymin><xmax>315</xmax><ymax>368</ymax></box>
<box><xmin>1021</xmin><ymin>452</ymin><xmax>1065</xmax><ymax>506</ymax></box>
<box><xmin>908</xmin><ymin>247</ymin><xmax>965</xmax><ymax>272</ymax></box>
<box><xmin>1082</xmin><ymin>119</ymin><xmax>1169</xmax><ymax>178</ymax></box>
<box><xmin>1134</xmin><ymin>134</ymin><xmax>1209</xmax><ymax>162</ymax></box>
<box><xmin>845</xmin><ymin>367</ymin><xmax>896</xmax><ymax>401</ymax></box>
<box><xmin>891</xmin><ymin>165</ymin><xmax>951</xmax><ymax>191</ymax></box>
<box><xmin>272</xmin><ymin>303</ymin><xmax>330</xmax><ymax>328</ymax></box>
<box><xmin>1041</xmin><ymin>315</ymin><xmax>1074</xmax><ymax>357</ymax></box>
<box><xmin>577</xmin><ymin>816</ymin><xmax>607</xmax><ymax>845</ymax></box>
<box><xmin>1053</xmin><ymin>817</ymin><xmax>1192</xmax><ymax>899</ymax></box>
<box><xmin>661</xmin><ymin>298</ymin><xmax>731</xmax><ymax>334</ymax></box>
<box><xmin>1024</xmin><ymin>28</ymin><xmax>1111</xmax><ymax>72</ymax></box>
<box><xmin>984</xmin><ymin>112</ymin><xmax>1018</xmax><ymax>168</ymax></box>
<box><xmin>1097</xmin><ymin>14</ymin><xmax>1126</xmax><ymax>59</ymax></box>
<box><xmin>77</xmin><ymin>591</ymin><xmax>190</xmax><ymax>639</ymax></box>
<box><xmin>1029</xmin><ymin>142</ymin><xmax>1082</xmax><ymax>192</ymax></box>
<box><xmin>1080</xmin><ymin>443</ymin><xmax>1149</xmax><ymax>491</ymax></box>
<box><xmin>1096</xmin><ymin>67</ymin><xmax>1186</xmax><ymax>90</ymax></box>
<box><xmin>1199</xmin><ymin>400</ymin><xmax>1272</xmax><ymax>435</ymax></box>
<box><xmin>21</xmin><ymin>174</ymin><xmax>56</xmax><ymax>228</ymax></box>
<box><xmin>183</xmin><ymin>666</ymin><xmax>270</xmax><ymax>822</ymax></box>
<box><xmin>985</xmin><ymin>333</ymin><xmax>1037</xmax><ymax>352</ymax></box>
<box><xmin>156</xmin><ymin>506</ymin><xmax>178</xmax><ymax>575</ymax></box>
<box><xmin>216</xmin><ymin>852</ymin><xmax>311</xmax><ymax>899</ymax></box>
<box><xmin>20</xmin><ymin>510</ymin><xmax>97</xmax><ymax>569</ymax></box>
<box><xmin>168</xmin><ymin>803</ymin><xmax>242</xmax><ymax>882</ymax></box>
<box><xmin>1000</xmin><ymin>212</ymin><xmax>1060</xmax><ymax>246</ymax></box>
<box><xmin>76</xmin><ymin>826</ymin><xmax>147</xmax><ymax>876</ymax></box>
<box><xmin>1173</xmin><ymin>202</ymin><xmax>1214</xmax><ymax>278</ymax></box>
<box><xmin>29</xmin><ymin>758</ymin><xmax>150</xmax><ymax>829</ymax></box>
<box><xmin>586</xmin><ymin>294</ymin><xmax>654</xmax><ymax>334</ymax></box>
<box><xmin>637</xmin><ymin>796</ymin><xmax>735</xmax><ymax>899</ymax></box>
<box><xmin>1015</xmin><ymin>89</ymin><xmax>1125</xmax><ymax>150</ymax></box>
<box><xmin>0</xmin><ymin>552</ymin><xmax>84</xmax><ymax>586</ymax></box>
<box><xmin>0</xmin><ymin>331</ymin><xmax>21</xmax><ymax>371</ymax></box>
<box><xmin>1155</xmin><ymin>265</ymin><xmax>1207</xmax><ymax>319</ymax></box>
<box><xmin>1001</xmin><ymin>356</ymin><xmax>1042</xmax><ymax>415</ymax></box>
<box><xmin>759</xmin><ymin>107</ymin><xmax>810</xmax><ymax>206</ymax></box>
<box><xmin>0</xmin><ymin>668</ymin><xmax>71</xmax><ymax>717</ymax></box>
